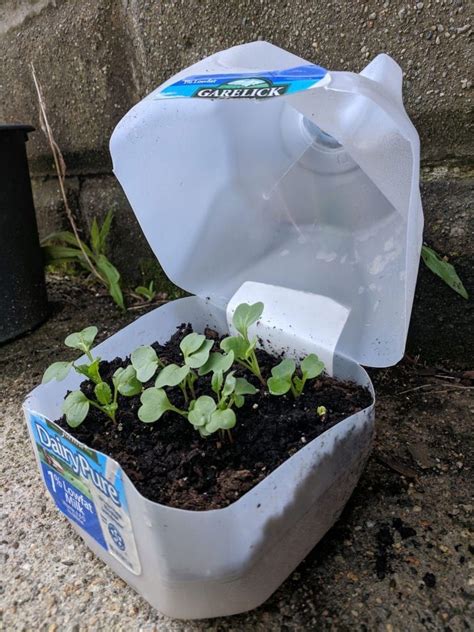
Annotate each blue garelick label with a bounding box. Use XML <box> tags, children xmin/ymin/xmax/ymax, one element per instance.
<box><xmin>157</xmin><ymin>64</ymin><xmax>327</xmax><ymax>99</ymax></box>
<box><xmin>28</xmin><ymin>413</ymin><xmax>141</xmax><ymax>575</ymax></box>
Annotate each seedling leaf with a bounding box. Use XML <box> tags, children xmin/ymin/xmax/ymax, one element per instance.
<box><xmin>267</xmin><ymin>376</ymin><xmax>292</xmax><ymax>395</ymax></box>
<box><xmin>180</xmin><ymin>332</ymin><xmax>205</xmax><ymax>356</ymax></box>
<box><xmin>138</xmin><ymin>388</ymin><xmax>175</xmax><ymax>423</ymax></box>
<box><xmin>198</xmin><ymin>351</ymin><xmax>234</xmax><ymax>376</ymax></box>
<box><xmin>131</xmin><ymin>346</ymin><xmax>160</xmax><ymax>382</ymax></box>
<box><xmin>42</xmin><ymin>361</ymin><xmax>73</xmax><ymax>384</ymax></box>
<box><xmin>75</xmin><ymin>358</ymin><xmax>101</xmax><ymax>383</ymax></box>
<box><xmin>211</xmin><ymin>370</ymin><xmax>224</xmax><ymax>395</ymax></box>
<box><xmin>155</xmin><ymin>364</ymin><xmax>190</xmax><ymax>388</ymax></box>
<box><xmin>235</xmin><ymin>377</ymin><xmax>257</xmax><ymax>396</ymax></box>
<box><xmin>207</xmin><ymin>409</ymin><xmax>237</xmax><ymax>433</ymax></box>
<box><xmin>183</xmin><ymin>338</ymin><xmax>214</xmax><ymax>369</ymax></box>
<box><xmin>63</xmin><ymin>390</ymin><xmax>89</xmax><ymax>427</ymax></box>
<box><xmin>272</xmin><ymin>358</ymin><xmax>296</xmax><ymax>380</ymax></box>
<box><xmin>135</xmin><ymin>281</ymin><xmax>156</xmax><ymax>302</ymax></box>
<box><xmin>232</xmin><ymin>302</ymin><xmax>264</xmax><ymax>337</ymax></box>
<box><xmin>222</xmin><ymin>372</ymin><xmax>236</xmax><ymax>398</ymax></box>
<box><xmin>301</xmin><ymin>354</ymin><xmax>324</xmax><ymax>379</ymax></box>
<box><xmin>220</xmin><ymin>335</ymin><xmax>247</xmax><ymax>359</ymax></box>
<box><xmin>188</xmin><ymin>395</ymin><xmax>216</xmax><ymax>428</ymax></box>
<box><xmin>94</xmin><ymin>382</ymin><xmax>112</xmax><ymax>405</ymax></box>
<box><xmin>113</xmin><ymin>366</ymin><xmax>142</xmax><ymax>396</ymax></box>
<box><xmin>65</xmin><ymin>326</ymin><xmax>98</xmax><ymax>352</ymax></box>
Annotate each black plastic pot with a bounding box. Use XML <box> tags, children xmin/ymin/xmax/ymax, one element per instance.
<box><xmin>0</xmin><ymin>125</ymin><xmax>48</xmax><ymax>343</ymax></box>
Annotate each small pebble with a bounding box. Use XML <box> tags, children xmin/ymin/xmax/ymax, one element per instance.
<box><xmin>423</xmin><ymin>572</ymin><xmax>436</xmax><ymax>588</ymax></box>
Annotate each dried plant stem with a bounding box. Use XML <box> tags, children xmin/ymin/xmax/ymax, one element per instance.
<box><xmin>30</xmin><ymin>63</ymin><xmax>102</xmax><ymax>283</ymax></box>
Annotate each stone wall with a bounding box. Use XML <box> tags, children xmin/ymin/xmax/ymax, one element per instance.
<box><xmin>1</xmin><ymin>0</ymin><xmax>472</xmax><ymax>362</ymax></box>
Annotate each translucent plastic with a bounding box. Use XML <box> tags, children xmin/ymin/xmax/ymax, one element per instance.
<box><xmin>24</xmin><ymin>297</ymin><xmax>374</xmax><ymax>619</ymax></box>
<box><xmin>111</xmin><ymin>42</ymin><xmax>423</xmax><ymax>368</ymax></box>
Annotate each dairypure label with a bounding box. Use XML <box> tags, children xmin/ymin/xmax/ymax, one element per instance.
<box><xmin>28</xmin><ymin>412</ymin><xmax>141</xmax><ymax>575</ymax></box>
<box><xmin>157</xmin><ymin>64</ymin><xmax>327</xmax><ymax>99</ymax></box>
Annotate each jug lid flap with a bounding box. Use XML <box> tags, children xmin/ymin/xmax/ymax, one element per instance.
<box><xmin>110</xmin><ymin>42</ymin><xmax>423</xmax><ymax>368</ymax></box>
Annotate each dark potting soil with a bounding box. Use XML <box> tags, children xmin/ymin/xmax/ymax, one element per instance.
<box><xmin>56</xmin><ymin>325</ymin><xmax>372</xmax><ymax>510</ymax></box>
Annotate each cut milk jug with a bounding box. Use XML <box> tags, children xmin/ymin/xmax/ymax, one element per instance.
<box><xmin>111</xmin><ymin>41</ymin><xmax>423</xmax><ymax>369</ymax></box>
<box><xmin>25</xmin><ymin>41</ymin><xmax>424</xmax><ymax>620</ymax></box>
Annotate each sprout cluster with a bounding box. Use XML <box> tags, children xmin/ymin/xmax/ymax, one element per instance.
<box><xmin>43</xmin><ymin>302</ymin><xmax>326</xmax><ymax>438</ymax></box>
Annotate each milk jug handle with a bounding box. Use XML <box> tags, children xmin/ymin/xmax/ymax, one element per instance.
<box><xmin>359</xmin><ymin>53</ymin><xmax>404</xmax><ymax>105</ymax></box>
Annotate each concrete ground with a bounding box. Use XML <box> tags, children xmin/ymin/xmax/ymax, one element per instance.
<box><xmin>1</xmin><ymin>277</ymin><xmax>472</xmax><ymax>631</ymax></box>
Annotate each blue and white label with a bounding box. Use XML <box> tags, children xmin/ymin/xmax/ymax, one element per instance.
<box><xmin>28</xmin><ymin>413</ymin><xmax>141</xmax><ymax>575</ymax></box>
<box><xmin>157</xmin><ymin>64</ymin><xmax>327</xmax><ymax>99</ymax></box>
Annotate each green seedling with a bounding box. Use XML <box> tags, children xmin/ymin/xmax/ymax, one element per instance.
<box><xmin>138</xmin><ymin>387</ymin><xmax>187</xmax><ymax>423</ymax></box>
<box><xmin>191</xmin><ymin>370</ymin><xmax>255</xmax><ymax>438</ymax></box>
<box><xmin>134</xmin><ymin>280</ymin><xmax>157</xmax><ymax>302</ymax></box>
<box><xmin>267</xmin><ymin>353</ymin><xmax>324</xmax><ymax>397</ymax></box>
<box><xmin>131</xmin><ymin>345</ymin><xmax>164</xmax><ymax>382</ymax></box>
<box><xmin>221</xmin><ymin>302</ymin><xmax>265</xmax><ymax>384</ymax></box>
<box><xmin>180</xmin><ymin>333</ymin><xmax>214</xmax><ymax>369</ymax></box>
<box><xmin>138</xmin><ymin>351</ymin><xmax>256</xmax><ymax>439</ymax></box>
<box><xmin>188</xmin><ymin>395</ymin><xmax>236</xmax><ymax>438</ymax></box>
<box><xmin>317</xmin><ymin>405</ymin><xmax>327</xmax><ymax>419</ymax></box>
<box><xmin>113</xmin><ymin>365</ymin><xmax>142</xmax><ymax>397</ymax></box>
<box><xmin>179</xmin><ymin>332</ymin><xmax>214</xmax><ymax>400</ymax></box>
<box><xmin>43</xmin><ymin>326</ymin><xmax>143</xmax><ymax>427</ymax></box>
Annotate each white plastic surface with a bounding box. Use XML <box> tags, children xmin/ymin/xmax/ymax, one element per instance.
<box><xmin>227</xmin><ymin>281</ymin><xmax>350</xmax><ymax>376</ymax></box>
<box><xmin>24</xmin><ymin>297</ymin><xmax>374</xmax><ymax>619</ymax></box>
<box><xmin>111</xmin><ymin>41</ymin><xmax>423</xmax><ymax>368</ymax></box>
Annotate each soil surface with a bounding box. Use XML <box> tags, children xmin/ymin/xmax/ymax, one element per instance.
<box><xmin>58</xmin><ymin>324</ymin><xmax>371</xmax><ymax>510</ymax></box>
<box><xmin>2</xmin><ymin>276</ymin><xmax>472</xmax><ymax>631</ymax></box>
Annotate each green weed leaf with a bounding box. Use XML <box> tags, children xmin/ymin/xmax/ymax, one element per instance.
<box><xmin>98</xmin><ymin>210</ymin><xmax>114</xmax><ymax>254</ymax></box>
<box><xmin>95</xmin><ymin>254</ymin><xmax>125</xmax><ymax>310</ymax></box>
<box><xmin>90</xmin><ymin>218</ymin><xmax>100</xmax><ymax>254</ymax></box>
<box><xmin>135</xmin><ymin>281</ymin><xmax>156</xmax><ymax>302</ymax></box>
<box><xmin>421</xmin><ymin>245</ymin><xmax>469</xmax><ymax>299</ymax></box>
<box><xmin>42</xmin><ymin>361</ymin><xmax>73</xmax><ymax>384</ymax></box>
<box><xmin>63</xmin><ymin>390</ymin><xmax>89</xmax><ymax>427</ymax></box>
